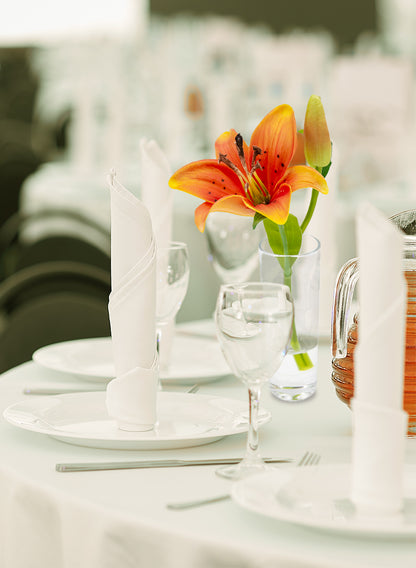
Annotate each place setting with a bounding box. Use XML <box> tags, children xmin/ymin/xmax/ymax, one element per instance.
<box><xmin>4</xmin><ymin>167</ymin><xmax>278</xmax><ymax>453</ymax></box>
<box><xmin>227</xmin><ymin>203</ymin><xmax>416</xmax><ymax>538</ymax></box>
<box><xmin>161</xmin><ymin>203</ymin><xmax>416</xmax><ymax>539</ymax></box>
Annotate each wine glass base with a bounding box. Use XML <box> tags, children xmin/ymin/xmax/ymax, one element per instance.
<box><xmin>215</xmin><ymin>460</ymin><xmax>274</xmax><ymax>481</ymax></box>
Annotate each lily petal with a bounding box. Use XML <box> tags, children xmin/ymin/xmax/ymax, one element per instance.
<box><xmin>249</xmin><ymin>104</ymin><xmax>297</xmax><ymax>190</ymax></box>
<box><xmin>215</xmin><ymin>129</ymin><xmax>250</xmax><ymax>173</ymax></box>
<box><xmin>194</xmin><ymin>202</ymin><xmax>213</xmax><ymax>232</ymax></box>
<box><xmin>280</xmin><ymin>165</ymin><xmax>328</xmax><ymax>195</ymax></box>
<box><xmin>290</xmin><ymin>131</ymin><xmax>306</xmax><ymax>166</ymax></box>
<box><xmin>247</xmin><ymin>183</ymin><xmax>292</xmax><ymax>226</ymax></box>
<box><xmin>169</xmin><ymin>159</ymin><xmax>244</xmax><ymax>203</ymax></box>
<box><xmin>195</xmin><ymin>195</ymin><xmax>254</xmax><ymax>232</ymax></box>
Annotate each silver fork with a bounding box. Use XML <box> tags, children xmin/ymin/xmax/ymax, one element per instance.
<box><xmin>166</xmin><ymin>450</ymin><xmax>321</xmax><ymax>510</ymax></box>
<box><xmin>297</xmin><ymin>451</ymin><xmax>321</xmax><ymax>467</ymax></box>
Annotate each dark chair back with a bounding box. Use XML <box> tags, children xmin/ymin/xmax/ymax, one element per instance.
<box><xmin>0</xmin><ymin>261</ymin><xmax>111</xmax><ymax>373</ymax></box>
<box><xmin>0</xmin><ymin>208</ymin><xmax>111</xmax><ymax>280</ymax></box>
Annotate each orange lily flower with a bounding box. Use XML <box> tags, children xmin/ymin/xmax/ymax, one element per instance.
<box><xmin>169</xmin><ymin>104</ymin><xmax>328</xmax><ymax>232</ymax></box>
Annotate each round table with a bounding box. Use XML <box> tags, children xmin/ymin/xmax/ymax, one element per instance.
<box><xmin>0</xmin><ymin>326</ymin><xmax>415</xmax><ymax>568</ymax></box>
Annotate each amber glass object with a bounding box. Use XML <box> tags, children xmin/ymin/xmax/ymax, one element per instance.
<box><xmin>331</xmin><ymin>210</ymin><xmax>416</xmax><ymax>436</ymax></box>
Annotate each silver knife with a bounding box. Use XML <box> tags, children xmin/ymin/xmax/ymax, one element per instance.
<box><xmin>24</xmin><ymin>384</ymin><xmax>199</xmax><ymax>396</ymax></box>
<box><xmin>23</xmin><ymin>387</ymin><xmax>105</xmax><ymax>395</ymax></box>
<box><xmin>56</xmin><ymin>457</ymin><xmax>292</xmax><ymax>472</ymax></box>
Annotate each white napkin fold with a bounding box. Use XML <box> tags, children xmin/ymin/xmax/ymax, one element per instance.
<box><xmin>307</xmin><ymin>144</ymin><xmax>338</xmax><ymax>337</ymax></box>
<box><xmin>139</xmin><ymin>138</ymin><xmax>173</xmax><ymax>250</ymax></box>
<box><xmin>351</xmin><ymin>203</ymin><xmax>408</xmax><ymax>515</ymax></box>
<box><xmin>106</xmin><ymin>170</ymin><xmax>158</xmax><ymax>431</ymax></box>
<box><xmin>139</xmin><ymin>138</ymin><xmax>175</xmax><ymax>369</ymax></box>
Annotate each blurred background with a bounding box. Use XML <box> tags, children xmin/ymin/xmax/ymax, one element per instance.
<box><xmin>0</xmin><ymin>0</ymin><xmax>414</xmax><ymax>329</ymax></box>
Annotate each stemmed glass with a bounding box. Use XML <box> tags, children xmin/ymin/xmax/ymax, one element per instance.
<box><xmin>215</xmin><ymin>282</ymin><xmax>294</xmax><ymax>479</ymax></box>
<box><xmin>205</xmin><ymin>212</ymin><xmax>262</xmax><ymax>283</ymax></box>
<box><xmin>156</xmin><ymin>241</ymin><xmax>190</xmax><ymax>372</ymax></box>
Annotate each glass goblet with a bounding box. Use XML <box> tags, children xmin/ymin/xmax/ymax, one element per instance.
<box><xmin>215</xmin><ymin>282</ymin><xmax>294</xmax><ymax>480</ymax></box>
<box><xmin>156</xmin><ymin>241</ymin><xmax>190</xmax><ymax>371</ymax></box>
<box><xmin>205</xmin><ymin>212</ymin><xmax>261</xmax><ymax>283</ymax></box>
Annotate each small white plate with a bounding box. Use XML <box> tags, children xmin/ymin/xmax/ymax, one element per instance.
<box><xmin>231</xmin><ymin>464</ymin><xmax>416</xmax><ymax>538</ymax></box>
<box><xmin>3</xmin><ymin>391</ymin><xmax>271</xmax><ymax>450</ymax></box>
<box><xmin>32</xmin><ymin>335</ymin><xmax>231</xmax><ymax>385</ymax></box>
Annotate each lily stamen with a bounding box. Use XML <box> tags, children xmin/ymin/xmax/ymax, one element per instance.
<box><xmin>251</xmin><ymin>146</ymin><xmax>262</xmax><ymax>170</ymax></box>
<box><xmin>251</xmin><ymin>161</ymin><xmax>263</xmax><ymax>175</ymax></box>
<box><xmin>234</xmin><ymin>133</ymin><xmax>251</xmax><ymax>178</ymax></box>
<box><xmin>253</xmin><ymin>172</ymin><xmax>271</xmax><ymax>202</ymax></box>
<box><xmin>218</xmin><ymin>153</ymin><xmax>242</xmax><ymax>178</ymax></box>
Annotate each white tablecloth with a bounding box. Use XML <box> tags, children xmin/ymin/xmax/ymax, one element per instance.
<box><xmin>0</xmin><ymin>322</ymin><xmax>415</xmax><ymax>568</ymax></box>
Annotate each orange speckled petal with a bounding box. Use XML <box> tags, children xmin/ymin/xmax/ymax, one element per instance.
<box><xmin>210</xmin><ymin>194</ymin><xmax>254</xmax><ymax>215</ymax></box>
<box><xmin>215</xmin><ymin>129</ymin><xmax>250</xmax><ymax>173</ymax></box>
<box><xmin>249</xmin><ymin>104</ymin><xmax>297</xmax><ymax>191</ymax></box>
<box><xmin>194</xmin><ymin>202</ymin><xmax>213</xmax><ymax>232</ymax></box>
<box><xmin>280</xmin><ymin>165</ymin><xmax>328</xmax><ymax>195</ymax></box>
<box><xmin>195</xmin><ymin>195</ymin><xmax>254</xmax><ymax>232</ymax></box>
<box><xmin>169</xmin><ymin>159</ymin><xmax>244</xmax><ymax>202</ymax></box>
<box><xmin>248</xmin><ymin>183</ymin><xmax>292</xmax><ymax>225</ymax></box>
<box><xmin>290</xmin><ymin>131</ymin><xmax>306</xmax><ymax>166</ymax></box>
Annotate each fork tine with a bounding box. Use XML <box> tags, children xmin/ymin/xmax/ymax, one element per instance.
<box><xmin>298</xmin><ymin>451</ymin><xmax>309</xmax><ymax>466</ymax></box>
<box><xmin>311</xmin><ymin>453</ymin><xmax>321</xmax><ymax>466</ymax></box>
<box><xmin>298</xmin><ymin>451</ymin><xmax>321</xmax><ymax>466</ymax></box>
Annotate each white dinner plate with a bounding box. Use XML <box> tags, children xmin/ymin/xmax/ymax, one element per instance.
<box><xmin>32</xmin><ymin>335</ymin><xmax>231</xmax><ymax>385</ymax></box>
<box><xmin>3</xmin><ymin>391</ymin><xmax>271</xmax><ymax>450</ymax></box>
<box><xmin>231</xmin><ymin>464</ymin><xmax>416</xmax><ymax>538</ymax></box>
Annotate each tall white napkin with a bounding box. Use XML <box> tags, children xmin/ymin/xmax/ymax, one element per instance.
<box><xmin>106</xmin><ymin>170</ymin><xmax>158</xmax><ymax>431</ymax></box>
<box><xmin>307</xmin><ymin>145</ymin><xmax>339</xmax><ymax>337</ymax></box>
<box><xmin>351</xmin><ymin>203</ymin><xmax>408</xmax><ymax>514</ymax></box>
<box><xmin>139</xmin><ymin>138</ymin><xmax>173</xmax><ymax>250</ymax></box>
<box><xmin>140</xmin><ymin>138</ymin><xmax>175</xmax><ymax>370</ymax></box>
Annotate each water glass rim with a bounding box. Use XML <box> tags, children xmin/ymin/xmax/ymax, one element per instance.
<box><xmin>158</xmin><ymin>241</ymin><xmax>188</xmax><ymax>251</ymax></box>
<box><xmin>258</xmin><ymin>234</ymin><xmax>320</xmax><ymax>258</ymax></box>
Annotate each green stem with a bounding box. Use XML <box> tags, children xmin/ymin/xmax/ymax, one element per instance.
<box><xmin>278</xmin><ymin>225</ymin><xmax>313</xmax><ymax>371</ymax></box>
<box><xmin>300</xmin><ymin>188</ymin><xmax>319</xmax><ymax>234</ymax></box>
<box><xmin>278</xmin><ymin>224</ymin><xmax>291</xmax><ymax>287</ymax></box>
<box><xmin>300</xmin><ymin>166</ymin><xmax>322</xmax><ymax>235</ymax></box>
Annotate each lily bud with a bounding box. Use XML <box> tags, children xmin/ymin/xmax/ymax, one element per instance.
<box><xmin>304</xmin><ymin>95</ymin><xmax>331</xmax><ymax>168</ymax></box>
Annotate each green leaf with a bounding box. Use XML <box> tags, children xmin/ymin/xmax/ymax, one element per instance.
<box><xmin>252</xmin><ymin>212</ymin><xmax>266</xmax><ymax>229</ymax></box>
<box><xmin>320</xmin><ymin>142</ymin><xmax>333</xmax><ymax>178</ymax></box>
<box><xmin>321</xmin><ymin>160</ymin><xmax>332</xmax><ymax>178</ymax></box>
<box><xmin>264</xmin><ymin>215</ymin><xmax>302</xmax><ymax>257</ymax></box>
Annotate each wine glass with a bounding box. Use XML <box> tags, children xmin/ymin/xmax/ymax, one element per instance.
<box><xmin>156</xmin><ymin>241</ymin><xmax>190</xmax><ymax>372</ymax></box>
<box><xmin>215</xmin><ymin>282</ymin><xmax>294</xmax><ymax>479</ymax></box>
<box><xmin>205</xmin><ymin>212</ymin><xmax>262</xmax><ymax>283</ymax></box>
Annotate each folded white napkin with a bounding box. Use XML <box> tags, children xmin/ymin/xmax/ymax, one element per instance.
<box><xmin>351</xmin><ymin>203</ymin><xmax>408</xmax><ymax>515</ymax></box>
<box><xmin>139</xmin><ymin>138</ymin><xmax>173</xmax><ymax>250</ymax></box>
<box><xmin>140</xmin><ymin>138</ymin><xmax>175</xmax><ymax>369</ymax></box>
<box><xmin>106</xmin><ymin>170</ymin><xmax>158</xmax><ymax>431</ymax></box>
<box><xmin>306</xmin><ymin>145</ymin><xmax>338</xmax><ymax>337</ymax></box>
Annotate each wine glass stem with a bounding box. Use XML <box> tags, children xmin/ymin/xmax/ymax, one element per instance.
<box><xmin>245</xmin><ymin>384</ymin><xmax>262</xmax><ymax>461</ymax></box>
